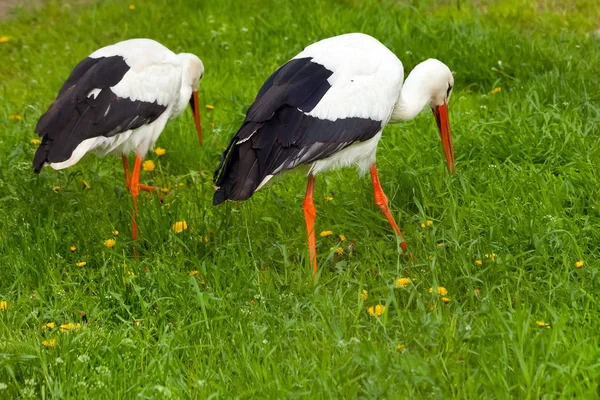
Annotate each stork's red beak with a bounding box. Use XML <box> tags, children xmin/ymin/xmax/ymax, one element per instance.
<box><xmin>432</xmin><ymin>103</ymin><xmax>455</xmax><ymax>173</ymax></box>
<box><xmin>191</xmin><ymin>91</ymin><xmax>202</xmax><ymax>146</ymax></box>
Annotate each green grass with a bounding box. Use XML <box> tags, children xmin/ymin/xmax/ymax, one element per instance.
<box><xmin>1</xmin><ymin>0</ymin><xmax>600</xmax><ymax>398</ymax></box>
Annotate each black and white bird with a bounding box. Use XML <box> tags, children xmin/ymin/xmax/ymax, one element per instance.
<box><xmin>213</xmin><ymin>33</ymin><xmax>455</xmax><ymax>276</ymax></box>
<box><xmin>33</xmin><ymin>38</ymin><xmax>204</xmax><ymax>244</ymax></box>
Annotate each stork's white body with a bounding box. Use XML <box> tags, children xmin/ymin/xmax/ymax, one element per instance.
<box><xmin>253</xmin><ymin>33</ymin><xmax>405</xmax><ymax>190</ymax></box>
<box><xmin>46</xmin><ymin>39</ymin><xmax>202</xmax><ymax>170</ymax></box>
<box><xmin>296</xmin><ymin>34</ymin><xmax>404</xmax><ymax>176</ymax></box>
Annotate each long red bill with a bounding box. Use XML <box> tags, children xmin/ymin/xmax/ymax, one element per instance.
<box><xmin>193</xmin><ymin>91</ymin><xmax>202</xmax><ymax>146</ymax></box>
<box><xmin>432</xmin><ymin>103</ymin><xmax>455</xmax><ymax>173</ymax></box>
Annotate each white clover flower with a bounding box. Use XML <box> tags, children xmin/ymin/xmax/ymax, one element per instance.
<box><xmin>77</xmin><ymin>354</ymin><xmax>90</xmax><ymax>363</ymax></box>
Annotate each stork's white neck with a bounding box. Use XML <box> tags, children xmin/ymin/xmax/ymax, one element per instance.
<box><xmin>389</xmin><ymin>72</ymin><xmax>431</xmax><ymax>123</ymax></box>
<box><xmin>170</xmin><ymin>53</ymin><xmax>204</xmax><ymax>120</ymax></box>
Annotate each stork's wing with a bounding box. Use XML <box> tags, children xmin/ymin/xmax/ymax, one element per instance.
<box><xmin>213</xmin><ymin>46</ymin><xmax>402</xmax><ymax>204</ymax></box>
<box><xmin>33</xmin><ymin>54</ymin><xmax>177</xmax><ymax>172</ymax></box>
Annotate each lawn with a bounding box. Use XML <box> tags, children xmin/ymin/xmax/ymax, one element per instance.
<box><xmin>1</xmin><ymin>0</ymin><xmax>600</xmax><ymax>398</ymax></box>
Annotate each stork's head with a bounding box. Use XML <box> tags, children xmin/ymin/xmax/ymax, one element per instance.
<box><xmin>421</xmin><ymin>59</ymin><xmax>455</xmax><ymax>173</ymax></box>
<box><xmin>179</xmin><ymin>53</ymin><xmax>205</xmax><ymax>146</ymax></box>
<box><xmin>400</xmin><ymin>58</ymin><xmax>455</xmax><ymax>173</ymax></box>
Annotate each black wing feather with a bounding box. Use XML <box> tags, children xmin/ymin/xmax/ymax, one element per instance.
<box><xmin>213</xmin><ymin>57</ymin><xmax>382</xmax><ymax>205</ymax></box>
<box><xmin>33</xmin><ymin>55</ymin><xmax>167</xmax><ymax>172</ymax></box>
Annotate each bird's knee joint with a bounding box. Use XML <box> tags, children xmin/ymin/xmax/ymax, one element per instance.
<box><xmin>374</xmin><ymin>194</ymin><xmax>388</xmax><ymax>208</ymax></box>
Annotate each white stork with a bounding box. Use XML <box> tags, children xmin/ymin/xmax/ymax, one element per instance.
<box><xmin>213</xmin><ymin>33</ymin><xmax>455</xmax><ymax>277</ymax></box>
<box><xmin>33</xmin><ymin>38</ymin><xmax>204</xmax><ymax>246</ymax></box>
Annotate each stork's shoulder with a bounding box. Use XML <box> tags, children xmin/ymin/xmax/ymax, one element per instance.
<box><xmin>296</xmin><ymin>33</ymin><xmax>403</xmax><ymax>78</ymax></box>
<box><xmin>89</xmin><ymin>39</ymin><xmax>178</xmax><ymax>70</ymax></box>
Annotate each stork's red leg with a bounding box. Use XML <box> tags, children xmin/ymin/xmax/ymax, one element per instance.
<box><xmin>303</xmin><ymin>175</ymin><xmax>318</xmax><ymax>279</ymax></box>
<box><xmin>370</xmin><ymin>164</ymin><xmax>407</xmax><ymax>252</ymax></box>
<box><xmin>130</xmin><ymin>155</ymin><xmax>142</xmax><ymax>248</ymax></box>
<box><xmin>122</xmin><ymin>155</ymin><xmax>131</xmax><ymax>189</ymax></box>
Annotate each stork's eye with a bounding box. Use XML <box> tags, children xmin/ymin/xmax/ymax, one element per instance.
<box><xmin>446</xmin><ymin>83</ymin><xmax>453</xmax><ymax>98</ymax></box>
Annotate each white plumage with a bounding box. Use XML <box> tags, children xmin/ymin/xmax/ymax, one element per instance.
<box><xmin>42</xmin><ymin>39</ymin><xmax>204</xmax><ymax>170</ymax></box>
<box><xmin>297</xmin><ymin>33</ymin><xmax>403</xmax><ymax>122</ymax></box>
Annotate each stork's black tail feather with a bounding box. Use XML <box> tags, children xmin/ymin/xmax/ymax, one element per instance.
<box><xmin>212</xmin><ymin>136</ymin><xmax>239</xmax><ymax>205</ymax></box>
<box><xmin>212</xmin><ymin>123</ymin><xmax>266</xmax><ymax>205</ymax></box>
<box><xmin>32</xmin><ymin>139</ymin><xmax>51</xmax><ymax>173</ymax></box>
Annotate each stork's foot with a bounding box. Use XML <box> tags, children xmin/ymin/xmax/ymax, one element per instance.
<box><xmin>138</xmin><ymin>184</ymin><xmax>158</xmax><ymax>192</ymax></box>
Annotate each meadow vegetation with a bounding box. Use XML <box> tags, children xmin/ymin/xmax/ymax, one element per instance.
<box><xmin>1</xmin><ymin>0</ymin><xmax>600</xmax><ymax>398</ymax></box>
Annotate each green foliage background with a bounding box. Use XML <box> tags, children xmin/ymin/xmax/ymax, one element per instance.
<box><xmin>0</xmin><ymin>0</ymin><xmax>599</xmax><ymax>398</ymax></box>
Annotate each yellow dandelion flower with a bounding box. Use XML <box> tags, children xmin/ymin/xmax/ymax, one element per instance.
<box><xmin>338</xmin><ymin>234</ymin><xmax>346</xmax><ymax>242</ymax></box>
<box><xmin>0</xmin><ymin>36</ymin><xmax>9</xmax><ymax>43</ymax></box>
<box><xmin>161</xmin><ymin>187</ymin><xmax>169</xmax><ymax>193</ymax></box>
<box><xmin>142</xmin><ymin>160</ymin><xmax>155</xmax><ymax>172</ymax></box>
<box><xmin>475</xmin><ymin>259</ymin><xmax>483</xmax><ymax>265</ymax></box>
<box><xmin>189</xmin><ymin>270</ymin><xmax>199</xmax><ymax>277</ymax></box>
<box><xmin>112</xmin><ymin>230</ymin><xmax>119</xmax><ymax>236</ymax></box>
<box><xmin>437</xmin><ymin>243</ymin><xmax>445</xmax><ymax>247</ymax></box>
<box><xmin>0</xmin><ymin>301</ymin><xmax>7</xmax><ymax>311</ymax></box>
<box><xmin>9</xmin><ymin>115</ymin><xmax>21</xmax><ymax>121</ymax></box>
<box><xmin>172</xmin><ymin>221</ymin><xmax>188</xmax><ymax>233</ymax></box>
<box><xmin>394</xmin><ymin>277</ymin><xmax>412</xmax><ymax>288</ymax></box>
<box><xmin>205</xmin><ymin>104</ymin><xmax>215</xmax><ymax>110</ymax></box>
<box><xmin>41</xmin><ymin>339</ymin><xmax>57</xmax><ymax>347</ymax></box>
<box><xmin>59</xmin><ymin>323</ymin><xmax>76</xmax><ymax>332</ymax></box>
<box><xmin>334</xmin><ymin>247</ymin><xmax>344</xmax><ymax>255</ymax></box>
<box><xmin>52</xmin><ymin>186</ymin><xmax>62</xmax><ymax>192</ymax></box>
<box><xmin>368</xmin><ymin>305</ymin><xmax>386</xmax><ymax>316</ymax></box>
<box><xmin>474</xmin><ymin>289</ymin><xmax>481</xmax><ymax>296</ymax></box>
<box><xmin>104</xmin><ymin>239</ymin><xmax>116</xmax><ymax>248</ymax></box>
<box><xmin>324</xmin><ymin>195</ymin><xmax>333</xmax><ymax>201</ymax></box>
<box><xmin>396</xmin><ymin>344</ymin><xmax>406</xmax><ymax>353</ymax></box>
<box><xmin>31</xmin><ymin>138</ymin><xmax>41</xmax><ymax>145</ymax></box>
<box><xmin>81</xmin><ymin>179</ymin><xmax>90</xmax><ymax>189</ymax></box>
<box><xmin>420</xmin><ymin>223</ymin><xmax>426</xmax><ymax>229</ymax></box>
<box><xmin>536</xmin><ymin>321</ymin><xmax>550</xmax><ymax>328</ymax></box>
<box><xmin>129</xmin><ymin>4</ymin><xmax>135</xmax><ymax>9</ymax></box>
<box><xmin>360</xmin><ymin>290</ymin><xmax>368</xmax><ymax>301</ymax></box>
<box><xmin>70</xmin><ymin>246</ymin><xmax>76</xmax><ymax>252</ymax></box>
<box><xmin>429</xmin><ymin>286</ymin><xmax>448</xmax><ymax>296</ymax></box>
<box><xmin>491</xmin><ymin>87</ymin><xmax>501</xmax><ymax>94</ymax></box>
<box><xmin>441</xmin><ymin>297</ymin><xmax>451</xmax><ymax>304</ymax></box>
<box><xmin>75</xmin><ymin>261</ymin><xmax>86</xmax><ymax>267</ymax></box>
<box><xmin>575</xmin><ymin>260</ymin><xmax>584</xmax><ymax>268</ymax></box>
<box><xmin>153</xmin><ymin>147</ymin><xmax>166</xmax><ymax>156</ymax></box>
<box><xmin>42</xmin><ymin>322</ymin><xmax>55</xmax><ymax>330</ymax></box>
<box><xmin>320</xmin><ymin>230</ymin><xmax>333</xmax><ymax>237</ymax></box>
<box><xmin>484</xmin><ymin>253</ymin><xmax>497</xmax><ymax>261</ymax></box>
<box><xmin>426</xmin><ymin>220</ymin><xmax>433</xmax><ymax>227</ymax></box>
